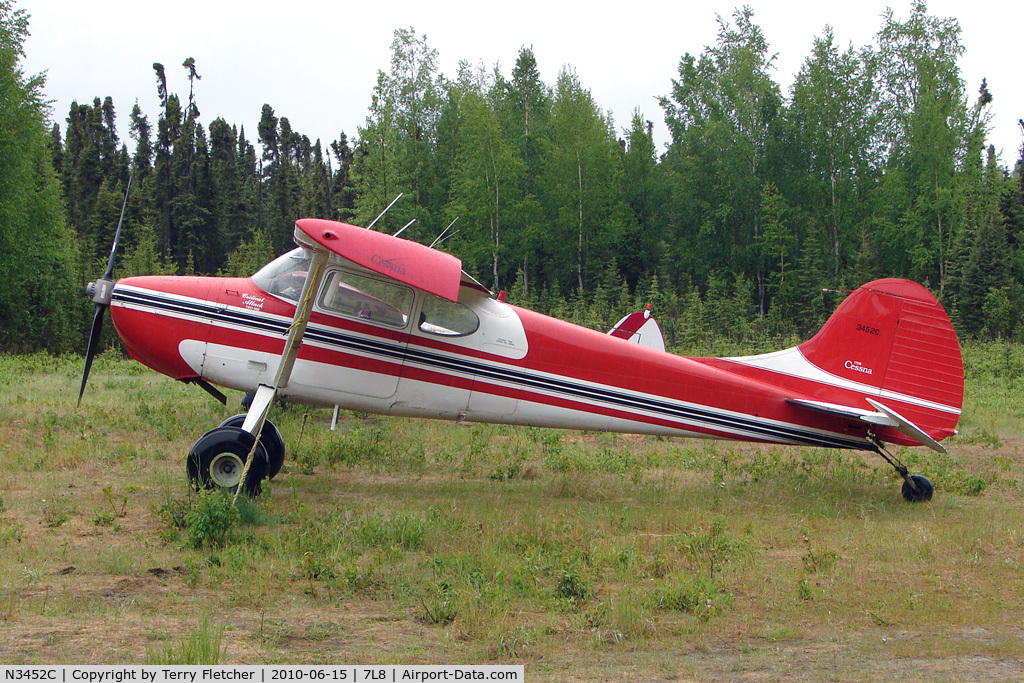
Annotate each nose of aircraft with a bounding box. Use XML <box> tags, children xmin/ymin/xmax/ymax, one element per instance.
<box><xmin>109</xmin><ymin>275</ymin><xmax>214</xmax><ymax>380</ymax></box>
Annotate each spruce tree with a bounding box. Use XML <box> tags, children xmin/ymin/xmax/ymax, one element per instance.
<box><xmin>0</xmin><ymin>1</ymin><xmax>81</xmax><ymax>352</ymax></box>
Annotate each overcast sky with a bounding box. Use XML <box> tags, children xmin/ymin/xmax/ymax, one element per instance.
<box><xmin>19</xmin><ymin>0</ymin><xmax>1023</xmax><ymax>166</ymax></box>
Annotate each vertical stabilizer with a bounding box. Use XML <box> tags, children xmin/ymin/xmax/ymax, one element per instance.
<box><xmin>796</xmin><ymin>279</ymin><xmax>963</xmax><ymax>443</ymax></box>
<box><xmin>798</xmin><ymin>280</ymin><xmax>963</xmax><ymax>408</ymax></box>
<box><xmin>722</xmin><ymin>279</ymin><xmax>963</xmax><ymax>449</ymax></box>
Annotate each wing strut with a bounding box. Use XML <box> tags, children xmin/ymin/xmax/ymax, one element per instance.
<box><xmin>233</xmin><ymin>248</ymin><xmax>329</xmax><ymax>501</ymax></box>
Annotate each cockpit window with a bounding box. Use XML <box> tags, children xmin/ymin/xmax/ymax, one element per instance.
<box><xmin>318</xmin><ymin>270</ymin><xmax>413</xmax><ymax>328</ymax></box>
<box><xmin>252</xmin><ymin>248</ymin><xmax>312</xmax><ymax>301</ymax></box>
<box><xmin>418</xmin><ymin>294</ymin><xmax>479</xmax><ymax>337</ymax></box>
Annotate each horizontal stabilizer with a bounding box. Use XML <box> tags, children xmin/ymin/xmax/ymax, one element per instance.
<box><xmin>608</xmin><ymin>305</ymin><xmax>666</xmax><ymax>352</ymax></box>
<box><xmin>787</xmin><ymin>398</ymin><xmax>895</xmax><ymax>425</ymax></box>
<box><xmin>788</xmin><ymin>397</ymin><xmax>946</xmax><ymax>454</ymax></box>
<box><xmin>865</xmin><ymin>398</ymin><xmax>947</xmax><ymax>454</ymax></box>
<box><xmin>731</xmin><ymin>278</ymin><xmax>962</xmax><ymax>452</ymax></box>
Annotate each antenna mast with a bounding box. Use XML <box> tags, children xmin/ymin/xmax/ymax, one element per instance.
<box><xmin>366</xmin><ymin>193</ymin><xmax>403</xmax><ymax>230</ymax></box>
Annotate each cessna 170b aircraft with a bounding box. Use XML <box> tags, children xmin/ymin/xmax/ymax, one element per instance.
<box><xmin>78</xmin><ymin>213</ymin><xmax>964</xmax><ymax>502</ymax></box>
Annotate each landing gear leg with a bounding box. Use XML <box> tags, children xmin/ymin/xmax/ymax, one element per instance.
<box><xmin>868</xmin><ymin>435</ymin><xmax>934</xmax><ymax>503</ymax></box>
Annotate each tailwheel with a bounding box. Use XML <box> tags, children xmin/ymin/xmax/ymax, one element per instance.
<box><xmin>218</xmin><ymin>414</ymin><xmax>286</xmax><ymax>478</ymax></box>
<box><xmin>187</xmin><ymin>426</ymin><xmax>269</xmax><ymax>497</ymax></box>
<box><xmin>901</xmin><ymin>474</ymin><xmax>934</xmax><ymax>503</ymax></box>
<box><xmin>868</xmin><ymin>435</ymin><xmax>933</xmax><ymax>503</ymax></box>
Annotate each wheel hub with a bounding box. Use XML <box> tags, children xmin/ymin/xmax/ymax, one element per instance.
<box><xmin>209</xmin><ymin>452</ymin><xmax>244</xmax><ymax>488</ymax></box>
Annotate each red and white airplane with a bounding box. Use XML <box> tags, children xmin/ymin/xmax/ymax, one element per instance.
<box><xmin>79</xmin><ymin>217</ymin><xmax>964</xmax><ymax>502</ymax></box>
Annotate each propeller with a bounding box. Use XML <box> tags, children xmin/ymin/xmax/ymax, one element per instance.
<box><xmin>77</xmin><ymin>175</ymin><xmax>132</xmax><ymax>407</ymax></box>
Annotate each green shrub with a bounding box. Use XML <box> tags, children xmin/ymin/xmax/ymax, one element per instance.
<box><xmin>554</xmin><ymin>566</ymin><xmax>594</xmax><ymax>602</ymax></box>
<box><xmin>651</xmin><ymin>574</ymin><xmax>732</xmax><ymax>621</ymax></box>
<box><xmin>677</xmin><ymin>520</ymin><xmax>746</xmax><ymax>577</ymax></box>
<box><xmin>802</xmin><ymin>546</ymin><xmax>838</xmax><ymax>574</ymax></box>
<box><xmin>354</xmin><ymin>514</ymin><xmax>429</xmax><ymax>551</ymax></box>
<box><xmin>93</xmin><ymin>510</ymin><xmax>116</xmax><ymax>527</ymax></box>
<box><xmin>184</xmin><ymin>492</ymin><xmax>239</xmax><ymax>549</ymax></box>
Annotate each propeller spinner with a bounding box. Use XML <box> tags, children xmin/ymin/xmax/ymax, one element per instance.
<box><xmin>77</xmin><ymin>175</ymin><xmax>132</xmax><ymax>407</ymax></box>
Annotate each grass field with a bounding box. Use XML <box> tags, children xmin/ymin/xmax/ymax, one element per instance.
<box><xmin>1</xmin><ymin>346</ymin><xmax>1024</xmax><ymax>680</ymax></box>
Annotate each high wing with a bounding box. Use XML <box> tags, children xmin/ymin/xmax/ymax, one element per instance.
<box><xmin>295</xmin><ymin>218</ymin><xmax>462</xmax><ymax>302</ymax></box>
<box><xmin>231</xmin><ymin>219</ymin><xmax>464</xmax><ymax>484</ymax></box>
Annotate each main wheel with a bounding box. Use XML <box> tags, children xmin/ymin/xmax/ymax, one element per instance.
<box><xmin>187</xmin><ymin>426</ymin><xmax>269</xmax><ymax>497</ymax></box>
<box><xmin>901</xmin><ymin>474</ymin><xmax>934</xmax><ymax>503</ymax></box>
<box><xmin>218</xmin><ymin>414</ymin><xmax>286</xmax><ymax>478</ymax></box>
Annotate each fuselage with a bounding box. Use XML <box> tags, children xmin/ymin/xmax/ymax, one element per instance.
<box><xmin>108</xmin><ymin>249</ymin><xmax>882</xmax><ymax>451</ymax></box>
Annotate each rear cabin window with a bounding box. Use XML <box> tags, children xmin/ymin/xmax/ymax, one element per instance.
<box><xmin>318</xmin><ymin>270</ymin><xmax>413</xmax><ymax>329</ymax></box>
<box><xmin>418</xmin><ymin>294</ymin><xmax>479</xmax><ymax>337</ymax></box>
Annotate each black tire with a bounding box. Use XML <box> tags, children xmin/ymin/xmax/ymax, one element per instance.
<box><xmin>187</xmin><ymin>426</ymin><xmax>269</xmax><ymax>497</ymax></box>
<box><xmin>218</xmin><ymin>414</ymin><xmax>286</xmax><ymax>478</ymax></box>
<box><xmin>901</xmin><ymin>474</ymin><xmax>934</xmax><ymax>503</ymax></box>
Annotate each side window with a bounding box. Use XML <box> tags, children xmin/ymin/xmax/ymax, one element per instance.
<box><xmin>418</xmin><ymin>294</ymin><xmax>479</xmax><ymax>337</ymax></box>
<box><xmin>318</xmin><ymin>270</ymin><xmax>413</xmax><ymax>328</ymax></box>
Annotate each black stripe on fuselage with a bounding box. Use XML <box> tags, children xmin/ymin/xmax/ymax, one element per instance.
<box><xmin>112</xmin><ymin>287</ymin><xmax>868</xmax><ymax>450</ymax></box>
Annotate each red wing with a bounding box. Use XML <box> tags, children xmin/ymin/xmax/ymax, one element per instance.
<box><xmin>295</xmin><ymin>218</ymin><xmax>462</xmax><ymax>302</ymax></box>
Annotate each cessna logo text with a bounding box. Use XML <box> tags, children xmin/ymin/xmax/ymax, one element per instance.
<box><xmin>371</xmin><ymin>255</ymin><xmax>406</xmax><ymax>275</ymax></box>
<box><xmin>845</xmin><ymin>360</ymin><xmax>873</xmax><ymax>375</ymax></box>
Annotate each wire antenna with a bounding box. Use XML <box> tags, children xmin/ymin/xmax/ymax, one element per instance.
<box><xmin>432</xmin><ymin>230</ymin><xmax>459</xmax><ymax>248</ymax></box>
<box><xmin>366</xmin><ymin>193</ymin><xmax>403</xmax><ymax>230</ymax></box>
<box><xmin>429</xmin><ymin>217</ymin><xmax>459</xmax><ymax>248</ymax></box>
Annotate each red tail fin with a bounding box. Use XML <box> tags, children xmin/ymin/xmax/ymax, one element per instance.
<box><xmin>797</xmin><ymin>279</ymin><xmax>963</xmax><ymax>444</ymax></box>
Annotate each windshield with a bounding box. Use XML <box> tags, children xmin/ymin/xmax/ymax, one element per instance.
<box><xmin>252</xmin><ymin>248</ymin><xmax>312</xmax><ymax>301</ymax></box>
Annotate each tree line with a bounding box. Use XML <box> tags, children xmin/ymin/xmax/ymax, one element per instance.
<box><xmin>2</xmin><ymin>0</ymin><xmax>1023</xmax><ymax>356</ymax></box>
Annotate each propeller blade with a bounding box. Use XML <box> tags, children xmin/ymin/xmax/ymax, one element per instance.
<box><xmin>77</xmin><ymin>303</ymin><xmax>106</xmax><ymax>407</ymax></box>
<box><xmin>102</xmin><ymin>174</ymin><xmax>132</xmax><ymax>281</ymax></box>
<box><xmin>77</xmin><ymin>173</ymin><xmax>132</xmax><ymax>407</ymax></box>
